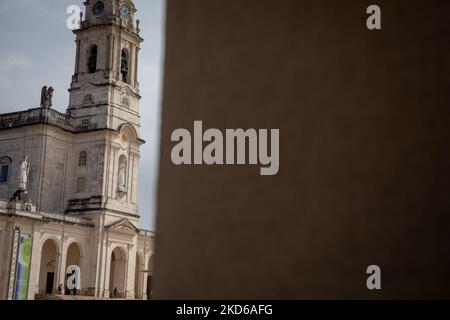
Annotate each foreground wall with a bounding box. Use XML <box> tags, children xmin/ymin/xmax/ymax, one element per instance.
<box><xmin>155</xmin><ymin>0</ymin><xmax>450</xmax><ymax>298</ymax></box>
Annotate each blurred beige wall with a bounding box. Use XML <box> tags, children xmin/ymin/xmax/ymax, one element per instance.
<box><xmin>154</xmin><ymin>0</ymin><xmax>450</xmax><ymax>299</ymax></box>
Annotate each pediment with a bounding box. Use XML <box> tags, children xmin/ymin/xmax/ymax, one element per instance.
<box><xmin>106</xmin><ymin>218</ymin><xmax>139</xmax><ymax>234</ymax></box>
<box><xmin>79</xmin><ymin>83</ymin><xmax>98</xmax><ymax>91</ymax></box>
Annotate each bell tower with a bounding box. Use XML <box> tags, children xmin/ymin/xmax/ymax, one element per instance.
<box><xmin>65</xmin><ymin>0</ymin><xmax>144</xmax><ymax>224</ymax></box>
<box><xmin>68</xmin><ymin>0</ymin><xmax>143</xmax><ymax>132</ymax></box>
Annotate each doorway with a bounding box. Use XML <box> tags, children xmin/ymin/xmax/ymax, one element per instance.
<box><xmin>45</xmin><ymin>272</ymin><xmax>54</xmax><ymax>294</ymax></box>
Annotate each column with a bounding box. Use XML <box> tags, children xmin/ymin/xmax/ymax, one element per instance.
<box><xmin>58</xmin><ymin>245</ymin><xmax>67</xmax><ymax>294</ymax></box>
<box><xmin>138</xmin><ymin>262</ymin><xmax>145</xmax><ymax>299</ymax></box>
<box><xmin>134</xmin><ymin>46</ymin><xmax>139</xmax><ymax>87</ymax></box>
<box><xmin>102</xmin><ymin>244</ymin><xmax>112</xmax><ymax>298</ymax></box>
<box><xmin>130</xmin><ymin>45</ymin><xmax>136</xmax><ymax>87</ymax></box>
<box><xmin>74</xmin><ymin>40</ymin><xmax>81</xmax><ymax>75</ymax></box>
<box><xmin>127</xmin><ymin>152</ymin><xmax>133</xmax><ymax>204</ymax></box>
<box><xmin>79</xmin><ymin>253</ymin><xmax>85</xmax><ymax>295</ymax></box>
<box><xmin>125</xmin><ymin>240</ymin><xmax>137</xmax><ymax>299</ymax></box>
<box><xmin>106</xmin><ymin>35</ymin><xmax>112</xmax><ymax>73</ymax></box>
<box><xmin>94</xmin><ymin>223</ymin><xmax>106</xmax><ymax>297</ymax></box>
<box><xmin>111</xmin><ymin>36</ymin><xmax>116</xmax><ymax>78</ymax></box>
<box><xmin>54</xmin><ymin>250</ymin><xmax>62</xmax><ymax>294</ymax></box>
<box><xmin>116</xmin><ymin>36</ymin><xmax>122</xmax><ymax>80</ymax></box>
<box><xmin>141</xmin><ymin>270</ymin><xmax>148</xmax><ymax>300</ymax></box>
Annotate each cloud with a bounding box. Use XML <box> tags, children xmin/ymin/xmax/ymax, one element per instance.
<box><xmin>0</xmin><ymin>52</ymin><xmax>31</xmax><ymax>72</ymax></box>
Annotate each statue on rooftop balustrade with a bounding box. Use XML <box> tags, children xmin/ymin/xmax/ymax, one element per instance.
<box><xmin>40</xmin><ymin>86</ymin><xmax>54</xmax><ymax>108</ymax></box>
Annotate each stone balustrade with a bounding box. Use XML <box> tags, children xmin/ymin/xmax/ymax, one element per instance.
<box><xmin>0</xmin><ymin>107</ymin><xmax>98</xmax><ymax>133</ymax></box>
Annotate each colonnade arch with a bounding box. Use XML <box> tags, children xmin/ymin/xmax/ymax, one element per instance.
<box><xmin>109</xmin><ymin>246</ymin><xmax>128</xmax><ymax>298</ymax></box>
<box><xmin>38</xmin><ymin>238</ymin><xmax>60</xmax><ymax>294</ymax></box>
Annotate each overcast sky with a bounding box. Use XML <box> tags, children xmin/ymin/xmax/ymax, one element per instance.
<box><xmin>0</xmin><ymin>0</ymin><xmax>166</xmax><ymax>231</ymax></box>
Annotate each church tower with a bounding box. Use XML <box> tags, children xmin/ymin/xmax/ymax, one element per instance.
<box><xmin>65</xmin><ymin>0</ymin><xmax>144</xmax><ymax>225</ymax></box>
<box><xmin>69</xmin><ymin>0</ymin><xmax>142</xmax><ymax>131</ymax></box>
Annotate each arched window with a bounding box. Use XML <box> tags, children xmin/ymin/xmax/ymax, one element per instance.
<box><xmin>79</xmin><ymin>152</ymin><xmax>87</xmax><ymax>167</ymax></box>
<box><xmin>121</xmin><ymin>49</ymin><xmax>129</xmax><ymax>83</ymax></box>
<box><xmin>0</xmin><ymin>156</ymin><xmax>11</xmax><ymax>183</ymax></box>
<box><xmin>88</xmin><ymin>45</ymin><xmax>98</xmax><ymax>73</ymax></box>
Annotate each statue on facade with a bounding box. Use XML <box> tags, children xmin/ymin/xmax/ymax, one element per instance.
<box><xmin>40</xmin><ymin>86</ymin><xmax>54</xmax><ymax>108</ymax></box>
<box><xmin>18</xmin><ymin>155</ymin><xmax>30</xmax><ymax>191</ymax></box>
<box><xmin>117</xmin><ymin>159</ymin><xmax>127</xmax><ymax>192</ymax></box>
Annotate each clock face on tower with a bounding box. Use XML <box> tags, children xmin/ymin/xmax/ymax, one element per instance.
<box><xmin>93</xmin><ymin>1</ymin><xmax>105</xmax><ymax>16</ymax></box>
<box><xmin>120</xmin><ymin>3</ymin><xmax>130</xmax><ymax>19</ymax></box>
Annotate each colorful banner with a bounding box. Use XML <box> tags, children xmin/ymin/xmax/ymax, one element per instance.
<box><xmin>14</xmin><ymin>236</ymin><xmax>33</xmax><ymax>300</ymax></box>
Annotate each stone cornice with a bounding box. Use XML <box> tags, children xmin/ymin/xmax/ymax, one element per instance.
<box><xmin>0</xmin><ymin>107</ymin><xmax>146</xmax><ymax>144</ymax></box>
<box><xmin>73</xmin><ymin>20</ymin><xmax>144</xmax><ymax>43</ymax></box>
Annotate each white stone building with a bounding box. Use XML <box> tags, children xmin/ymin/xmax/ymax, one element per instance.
<box><xmin>0</xmin><ymin>0</ymin><xmax>155</xmax><ymax>300</ymax></box>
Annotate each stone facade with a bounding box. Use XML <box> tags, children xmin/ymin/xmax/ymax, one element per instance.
<box><xmin>0</xmin><ymin>0</ymin><xmax>154</xmax><ymax>300</ymax></box>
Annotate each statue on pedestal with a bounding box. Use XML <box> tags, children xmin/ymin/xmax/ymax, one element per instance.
<box><xmin>18</xmin><ymin>155</ymin><xmax>30</xmax><ymax>191</ymax></box>
<box><xmin>10</xmin><ymin>155</ymin><xmax>31</xmax><ymax>203</ymax></box>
